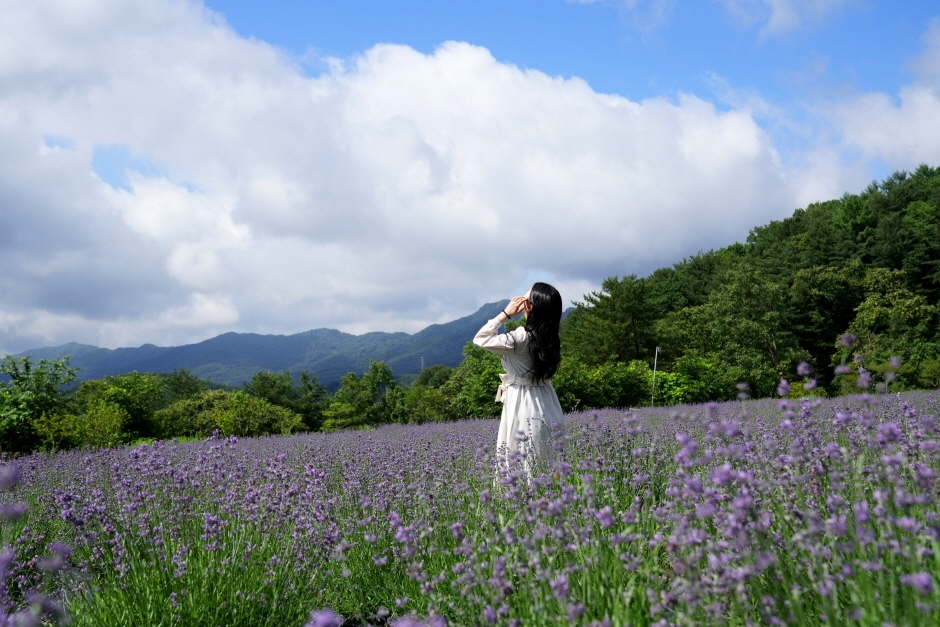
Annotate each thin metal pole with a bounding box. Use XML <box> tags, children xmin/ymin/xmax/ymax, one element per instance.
<box><xmin>651</xmin><ymin>346</ymin><xmax>660</xmax><ymax>406</ymax></box>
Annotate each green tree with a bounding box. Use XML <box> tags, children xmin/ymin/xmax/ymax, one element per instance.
<box><xmin>834</xmin><ymin>267</ymin><xmax>940</xmax><ymax>383</ymax></box>
<box><xmin>401</xmin><ymin>385</ymin><xmax>452</xmax><ymax>423</ymax></box>
<box><xmin>243</xmin><ymin>370</ymin><xmax>328</xmax><ymax>431</ymax></box>
<box><xmin>563</xmin><ymin>275</ymin><xmax>658</xmax><ymax>366</ymax></box>
<box><xmin>0</xmin><ymin>355</ymin><xmax>78</xmax><ymax>453</ymax></box>
<box><xmin>788</xmin><ymin>262</ymin><xmax>867</xmax><ymax>389</ymax></box>
<box><xmin>657</xmin><ymin>268</ymin><xmax>806</xmax><ymax>398</ymax></box>
<box><xmin>901</xmin><ymin>199</ymin><xmax>940</xmax><ymax>300</ymax></box>
<box><xmin>670</xmin><ymin>354</ymin><xmax>738</xmax><ymax>403</ymax></box>
<box><xmin>211</xmin><ymin>391</ymin><xmax>303</xmax><ymax>437</ymax></box>
<box><xmin>322</xmin><ymin>362</ymin><xmax>403</xmax><ymax>430</ymax></box>
<box><xmin>151</xmin><ymin>389</ymin><xmax>303</xmax><ymax>439</ymax></box>
<box><xmin>152</xmin><ymin>389</ymin><xmax>231</xmax><ymax>438</ymax></box>
<box><xmin>552</xmin><ymin>359</ymin><xmax>650</xmax><ymax>411</ymax></box>
<box><xmin>161</xmin><ymin>369</ymin><xmax>210</xmax><ymax>404</ymax></box>
<box><xmin>439</xmin><ymin>344</ymin><xmax>503</xmax><ymax>419</ymax></box>
<box><xmin>413</xmin><ymin>364</ymin><xmax>453</xmax><ymax>389</ymax></box>
<box><xmin>33</xmin><ymin>399</ymin><xmax>128</xmax><ymax>451</ymax></box>
<box><xmin>76</xmin><ymin>372</ymin><xmax>166</xmax><ymax>439</ymax></box>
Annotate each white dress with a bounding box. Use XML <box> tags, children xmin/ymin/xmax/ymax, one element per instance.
<box><xmin>473</xmin><ymin>317</ymin><xmax>565</xmax><ymax>473</ymax></box>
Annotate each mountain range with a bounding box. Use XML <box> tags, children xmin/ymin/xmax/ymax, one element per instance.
<box><xmin>14</xmin><ymin>301</ymin><xmax>511</xmax><ymax>388</ymax></box>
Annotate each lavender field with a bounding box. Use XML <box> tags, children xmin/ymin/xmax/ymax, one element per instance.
<box><xmin>3</xmin><ymin>392</ymin><xmax>940</xmax><ymax>626</ymax></box>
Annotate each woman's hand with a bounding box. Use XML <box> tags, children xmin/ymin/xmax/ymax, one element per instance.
<box><xmin>504</xmin><ymin>295</ymin><xmax>530</xmax><ymax>318</ymax></box>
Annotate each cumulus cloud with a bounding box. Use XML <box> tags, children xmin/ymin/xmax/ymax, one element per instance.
<box><xmin>0</xmin><ymin>0</ymin><xmax>823</xmax><ymax>354</ymax></box>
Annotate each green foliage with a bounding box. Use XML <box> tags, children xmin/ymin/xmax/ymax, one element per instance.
<box><xmin>788</xmin><ymin>262</ymin><xmax>867</xmax><ymax>388</ymax></box>
<box><xmin>160</xmin><ymin>369</ymin><xmax>211</xmax><ymax>404</ymax></box>
<box><xmin>552</xmin><ymin>359</ymin><xmax>651</xmax><ymax>411</ymax></box>
<box><xmin>75</xmin><ymin>372</ymin><xmax>166</xmax><ymax>439</ymax></box>
<box><xmin>438</xmin><ymin>344</ymin><xmax>502</xmax><ymax>419</ymax></box>
<box><xmin>212</xmin><ymin>391</ymin><xmax>303</xmax><ymax>437</ymax></box>
<box><xmin>152</xmin><ymin>390</ymin><xmax>232</xmax><ymax>438</ymax></box>
<box><xmin>563</xmin><ymin>275</ymin><xmax>657</xmax><ymax>366</ymax></box>
<box><xmin>32</xmin><ymin>411</ymin><xmax>79</xmax><ymax>450</ymax></box>
<box><xmin>33</xmin><ymin>399</ymin><xmax>128</xmax><ymax>450</ymax></box>
<box><xmin>243</xmin><ymin>370</ymin><xmax>329</xmax><ymax>431</ymax></box>
<box><xmin>839</xmin><ymin>267</ymin><xmax>939</xmax><ymax>363</ymax></box>
<box><xmin>413</xmin><ymin>364</ymin><xmax>453</xmax><ymax>389</ymax></box>
<box><xmin>322</xmin><ymin>361</ymin><xmax>404</xmax><ymax>430</ymax></box>
<box><xmin>151</xmin><ymin>389</ymin><xmax>303</xmax><ymax>438</ymax></box>
<box><xmin>670</xmin><ymin>354</ymin><xmax>738</xmax><ymax>403</ymax></box>
<box><xmin>401</xmin><ymin>385</ymin><xmax>452</xmax><ymax>423</ymax></box>
<box><xmin>0</xmin><ymin>355</ymin><xmax>78</xmax><ymax>453</ymax></box>
<box><xmin>656</xmin><ymin>268</ymin><xmax>807</xmax><ymax>398</ymax></box>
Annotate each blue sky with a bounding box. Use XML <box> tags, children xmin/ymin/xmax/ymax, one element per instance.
<box><xmin>207</xmin><ymin>1</ymin><xmax>932</xmax><ymax>106</ymax></box>
<box><xmin>1</xmin><ymin>0</ymin><xmax>939</xmax><ymax>352</ymax></box>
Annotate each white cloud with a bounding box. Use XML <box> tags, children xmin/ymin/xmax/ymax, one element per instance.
<box><xmin>0</xmin><ymin>0</ymin><xmax>845</xmax><ymax>354</ymax></box>
<box><xmin>719</xmin><ymin>0</ymin><xmax>859</xmax><ymax>36</ymax></box>
<box><xmin>568</xmin><ymin>0</ymin><xmax>676</xmax><ymax>33</ymax></box>
<box><xmin>827</xmin><ymin>19</ymin><xmax>940</xmax><ymax>173</ymax></box>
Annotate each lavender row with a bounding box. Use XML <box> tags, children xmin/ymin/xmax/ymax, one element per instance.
<box><xmin>1</xmin><ymin>391</ymin><xmax>939</xmax><ymax>625</ymax></box>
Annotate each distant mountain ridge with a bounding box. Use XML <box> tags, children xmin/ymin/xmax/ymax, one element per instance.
<box><xmin>14</xmin><ymin>301</ymin><xmax>511</xmax><ymax>387</ymax></box>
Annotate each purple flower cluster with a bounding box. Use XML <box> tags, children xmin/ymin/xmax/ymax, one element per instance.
<box><xmin>0</xmin><ymin>461</ymin><xmax>70</xmax><ymax>626</ymax></box>
<box><xmin>3</xmin><ymin>392</ymin><xmax>940</xmax><ymax>625</ymax></box>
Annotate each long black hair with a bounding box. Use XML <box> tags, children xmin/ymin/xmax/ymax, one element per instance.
<box><xmin>525</xmin><ymin>282</ymin><xmax>562</xmax><ymax>383</ymax></box>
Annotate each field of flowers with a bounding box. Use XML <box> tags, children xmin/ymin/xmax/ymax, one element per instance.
<box><xmin>2</xmin><ymin>390</ymin><xmax>940</xmax><ymax>626</ymax></box>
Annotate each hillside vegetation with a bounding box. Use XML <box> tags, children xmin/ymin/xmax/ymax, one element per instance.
<box><xmin>563</xmin><ymin>164</ymin><xmax>940</xmax><ymax>401</ymax></box>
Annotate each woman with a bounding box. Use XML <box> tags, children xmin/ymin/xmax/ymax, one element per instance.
<box><xmin>473</xmin><ymin>282</ymin><xmax>565</xmax><ymax>475</ymax></box>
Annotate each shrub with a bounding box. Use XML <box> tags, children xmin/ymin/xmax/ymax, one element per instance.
<box><xmin>151</xmin><ymin>389</ymin><xmax>229</xmax><ymax>438</ymax></box>
<box><xmin>553</xmin><ymin>359</ymin><xmax>650</xmax><ymax>411</ymax></box>
<box><xmin>401</xmin><ymin>385</ymin><xmax>452</xmax><ymax>423</ymax></box>
<box><xmin>33</xmin><ymin>400</ymin><xmax>127</xmax><ymax>450</ymax></box>
<box><xmin>210</xmin><ymin>391</ymin><xmax>303</xmax><ymax>437</ymax></box>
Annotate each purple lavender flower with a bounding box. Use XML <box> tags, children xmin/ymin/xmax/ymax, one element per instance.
<box><xmin>550</xmin><ymin>574</ymin><xmax>569</xmax><ymax>599</ymax></box>
<box><xmin>305</xmin><ymin>609</ymin><xmax>343</xmax><ymax>627</ymax></box>
<box><xmin>0</xmin><ymin>463</ymin><xmax>20</xmax><ymax>490</ymax></box>
<box><xmin>777</xmin><ymin>379</ymin><xmax>791</xmax><ymax>397</ymax></box>
<box><xmin>595</xmin><ymin>506</ymin><xmax>616</xmax><ymax>529</ymax></box>
<box><xmin>835</xmin><ymin>364</ymin><xmax>851</xmax><ymax>375</ymax></box>
<box><xmin>0</xmin><ymin>502</ymin><xmax>27</xmax><ymax>521</ymax></box>
<box><xmin>567</xmin><ymin>603</ymin><xmax>585</xmax><ymax>621</ymax></box>
<box><xmin>840</xmin><ymin>333</ymin><xmax>857</xmax><ymax>348</ymax></box>
<box><xmin>797</xmin><ymin>361</ymin><xmax>812</xmax><ymax>376</ymax></box>
<box><xmin>900</xmin><ymin>573</ymin><xmax>934</xmax><ymax>596</ymax></box>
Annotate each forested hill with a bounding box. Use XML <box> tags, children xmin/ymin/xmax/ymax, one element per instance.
<box><xmin>562</xmin><ymin>164</ymin><xmax>940</xmax><ymax>400</ymax></box>
<box><xmin>15</xmin><ymin>301</ymin><xmax>510</xmax><ymax>387</ymax></box>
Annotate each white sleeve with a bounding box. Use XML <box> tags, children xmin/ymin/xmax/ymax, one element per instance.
<box><xmin>472</xmin><ymin>318</ymin><xmax>520</xmax><ymax>356</ymax></box>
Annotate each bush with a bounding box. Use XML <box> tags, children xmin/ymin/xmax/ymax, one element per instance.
<box><xmin>0</xmin><ymin>355</ymin><xmax>77</xmax><ymax>453</ymax></box>
<box><xmin>151</xmin><ymin>390</ymin><xmax>229</xmax><ymax>438</ymax></box>
<box><xmin>211</xmin><ymin>391</ymin><xmax>303</xmax><ymax>437</ymax></box>
<box><xmin>76</xmin><ymin>372</ymin><xmax>166</xmax><ymax>438</ymax></box>
<box><xmin>439</xmin><ymin>344</ymin><xmax>502</xmax><ymax>419</ymax></box>
<box><xmin>33</xmin><ymin>400</ymin><xmax>128</xmax><ymax>451</ymax></box>
<box><xmin>553</xmin><ymin>360</ymin><xmax>650</xmax><ymax>411</ymax></box>
<box><xmin>243</xmin><ymin>370</ymin><xmax>328</xmax><ymax>431</ymax></box>
<box><xmin>670</xmin><ymin>354</ymin><xmax>739</xmax><ymax>403</ymax></box>
<box><xmin>413</xmin><ymin>365</ymin><xmax>453</xmax><ymax>389</ymax></box>
<box><xmin>402</xmin><ymin>385</ymin><xmax>452</xmax><ymax>423</ymax></box>
<box><xmin>32</xmin><ymin>412</ymin><xmax>79</xmax><ymax>451</ymax></box>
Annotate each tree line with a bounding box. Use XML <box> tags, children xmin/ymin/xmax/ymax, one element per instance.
<box><xmin>562</xmin><ymin>164</ymin><xmax>940</xmax><ymax>400</ymax></box>
<box><xmin>3</xmin><ymin>164</ymin><xmax>939</xmax><ymax>453</ymax></box>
